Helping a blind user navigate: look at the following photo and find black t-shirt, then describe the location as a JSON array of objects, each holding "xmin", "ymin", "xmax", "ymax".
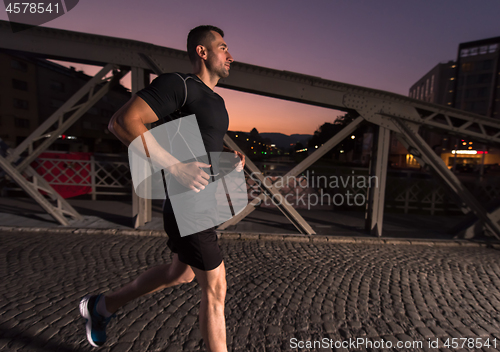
[
  {"xmin": 136, "ymin": 72, "xmax": 229, "ymax": 212},
  {"xmin": 136, "ymin": 72, "xmax": 229, "ymax": 153}
]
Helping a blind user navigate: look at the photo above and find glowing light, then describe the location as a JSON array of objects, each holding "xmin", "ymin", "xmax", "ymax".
[{"xmin": 451, "ymin": 150, "xmax": 477, "ymax": 154}]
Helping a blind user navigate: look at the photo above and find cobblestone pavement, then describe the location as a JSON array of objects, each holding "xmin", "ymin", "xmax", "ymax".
[{"xmin": 1, "ymin": 231, "xmax": 500, "ymax": 352}]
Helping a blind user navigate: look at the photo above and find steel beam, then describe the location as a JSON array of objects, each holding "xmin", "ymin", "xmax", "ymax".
[
  {"xmin": 390, "ymin": 117, "xmax": 500, "ymax": 239},
  {"xmin": 1, "ymin": 21, "xmax": 499, "ymax": 146},
  {"xmin": 0, "ymin": 140, "xmax": 82, "ymax": 225},
  {"xmin": 7, "ymin": 64, "xmax": 127, "ymax": 169},
  {"xmin": 218, "ymin": 117, "xmax": 364, "ymax": 230},
  {"xmin": 364, "ymin": 125, "xmax": 390, "ymax": 237},
  {"xmin": 222, "ymin": 135, "xmax": 316, "ymax": 235},
  {"xmin": 0, "ymin": 64, "xmax": 127, "ymax": 225},
  {"xmin": 393, "ymin": 133, "xmax": 470, "ymax": 215}
]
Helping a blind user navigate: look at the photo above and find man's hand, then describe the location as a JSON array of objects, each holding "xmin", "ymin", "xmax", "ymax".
[{"xmin": 167, "ymin": 161, "xmax": 211, "ymax": 193}]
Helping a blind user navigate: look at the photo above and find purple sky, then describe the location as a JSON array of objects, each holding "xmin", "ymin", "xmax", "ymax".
[{"xmin": 2, "ymin": 0, "xmax": 499, "ymax": 135}]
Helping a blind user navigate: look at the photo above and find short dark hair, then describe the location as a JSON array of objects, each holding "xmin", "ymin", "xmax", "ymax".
[{"xmin": 187, "ymin": 25, "xmax": 224, "ymax": 64}]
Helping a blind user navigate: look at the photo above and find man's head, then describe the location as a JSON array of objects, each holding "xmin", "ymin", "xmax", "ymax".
[
  {"xmin": 187, "ymin": 25, "xmax": 225, "ymax": 64},
  {"xmin": 187, "ymin": 25, "xmax": 233, "ymax": 80}
]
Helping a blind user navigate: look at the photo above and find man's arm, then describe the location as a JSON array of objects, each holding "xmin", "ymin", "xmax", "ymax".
[{"xmin": 108, "ymin": 95, "xmax": 211, "ymax": 192}]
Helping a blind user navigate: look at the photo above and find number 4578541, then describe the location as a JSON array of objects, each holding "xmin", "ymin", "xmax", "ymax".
[{"xmin": 5, "ymin": 2, "xmax": 59, "ymax": 14}]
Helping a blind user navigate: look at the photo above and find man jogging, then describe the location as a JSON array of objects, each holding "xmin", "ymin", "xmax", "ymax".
[{"xmin": 79, "ymin": 25, "xmax": 244, "ymax": 352}]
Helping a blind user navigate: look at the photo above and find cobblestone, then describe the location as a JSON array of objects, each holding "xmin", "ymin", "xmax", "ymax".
[{"xmin": 1, "ymin": 231, "xmax": 500, "ymax": 351}]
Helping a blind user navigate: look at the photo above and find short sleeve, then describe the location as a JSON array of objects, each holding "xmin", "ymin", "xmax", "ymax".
[{"xmin": 136, "ymin": 73, "xmax": 185, "ymax": 119}]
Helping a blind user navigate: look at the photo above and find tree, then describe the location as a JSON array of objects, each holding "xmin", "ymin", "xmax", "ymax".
[{"xmin": 307, "ymin": 111, "xmax": 364, "ymax": 159}]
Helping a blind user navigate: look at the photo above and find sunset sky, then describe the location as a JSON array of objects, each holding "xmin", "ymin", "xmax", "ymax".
[{"xmin": 2, "ymin": 0, "xmax": 499, "ymax": 135}]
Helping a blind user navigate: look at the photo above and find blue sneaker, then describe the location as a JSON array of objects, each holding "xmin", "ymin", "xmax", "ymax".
[{"xmin": 79, "ymin": 294, "xmax": 113, "ymax": 347}]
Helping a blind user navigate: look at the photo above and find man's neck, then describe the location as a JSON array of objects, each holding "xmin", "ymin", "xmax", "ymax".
[{"xmin": 192, "ymin": 68, "xmax": 219, "ymax": 90}]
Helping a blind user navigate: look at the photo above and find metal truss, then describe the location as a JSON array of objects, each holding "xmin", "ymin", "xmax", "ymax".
[
  {"xmin": 2, "ymin": 21, "xmax": 499, "ymax": 237},
  {"xmin": 0, "ymin": 64, "xmax": 129, "ymax": 225}
]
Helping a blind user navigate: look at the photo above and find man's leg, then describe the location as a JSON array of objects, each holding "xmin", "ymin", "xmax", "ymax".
[
  {"xmin": 191, "ymin": 261, "xmax": 227, "ymax": 352},
  {"xmin": 104, "ymin": 253, "xmax": 195, "ymax": 313}
]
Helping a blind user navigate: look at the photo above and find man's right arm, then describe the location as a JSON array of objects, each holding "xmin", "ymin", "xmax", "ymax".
[
  {"xmin": 108, "ymin": 94, "xmax": 210, "ymax": 192},
  {"xmin": 108, "ymin": 94, "xmax": 158, "ymax": 146}
]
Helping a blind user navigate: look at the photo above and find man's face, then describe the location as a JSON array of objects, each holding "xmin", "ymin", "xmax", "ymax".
[{"xmin": 205, "ymin": 31, "xmax": 233, "ymax": 79}]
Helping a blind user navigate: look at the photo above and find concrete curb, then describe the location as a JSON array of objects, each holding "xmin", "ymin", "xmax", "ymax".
[{"xmin": 1, "ymin": 226, "xmax": 497, "ymax": 248}]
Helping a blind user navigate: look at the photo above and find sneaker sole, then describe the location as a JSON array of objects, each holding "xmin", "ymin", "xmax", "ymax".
[{"xmin": 79, "ymin": 295, "xmax": 100, "ymax": 348}]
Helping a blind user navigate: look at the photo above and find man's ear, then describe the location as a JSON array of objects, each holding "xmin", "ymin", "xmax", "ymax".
[{"xmin": 196, "ymin": 45, "xmax": 208, "ymax": 61}]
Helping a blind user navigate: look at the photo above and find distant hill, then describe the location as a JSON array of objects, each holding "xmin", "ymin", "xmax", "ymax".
[{"xmin": 260, "ymin": 133, "xmax": 312, "ymax": 150}]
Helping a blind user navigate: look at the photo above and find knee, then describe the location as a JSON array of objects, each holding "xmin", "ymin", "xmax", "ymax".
[
  {"xmin": 180, "ymin": 272, "xmax": 196, "ymax": 284},
  {"xmin": 167, "ymin": 266, "xmax": 195, "ymax": 285},
  {"xmin": 173, "ymin": 270, "xmax": 195, "ymax": 285}
]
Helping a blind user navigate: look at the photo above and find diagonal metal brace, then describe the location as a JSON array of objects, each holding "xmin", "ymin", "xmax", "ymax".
[
  {"xmin": 0, "ymin": 65, "xmax": 128, "ymax": 225},
  {"xmin": 218, "ymin": 117, "xmax": 364, "ymax": 231},
  {"xmin": 391, "ymin": 117, "xmax": 500, "ymax": 240},
  {"xmin": 222, "ymin": 135, "xmax": 316, "ymax": 235}
]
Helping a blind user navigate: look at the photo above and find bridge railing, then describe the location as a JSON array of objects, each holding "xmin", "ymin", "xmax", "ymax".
[{"xmin": 2, "ymin": 155, "xmax": 498, "ymax": 215}]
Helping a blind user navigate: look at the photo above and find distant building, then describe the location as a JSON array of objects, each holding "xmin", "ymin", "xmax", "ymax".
[
  {"xmin": 0, "ymin": 50, "xmax": 130, "ymax": 153},
  {"xmin": 408, "ymin": 36, "xmax": 500, "ymax": 170},
  {"xmin": 0, "ymin": 52, "xmax": 39, "ymax": 147},
  {"xmin": 452, "ymin": 36, "xmax": 500, "ymax": 118},
  {"xmin": 409, "ymin": 60, "xmax": 456, "ymax": 105}
]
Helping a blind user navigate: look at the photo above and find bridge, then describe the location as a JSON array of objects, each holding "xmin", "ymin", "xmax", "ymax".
[{"xmin": 1, "ymin": 19, "xmax": 499, "ymax": 239}]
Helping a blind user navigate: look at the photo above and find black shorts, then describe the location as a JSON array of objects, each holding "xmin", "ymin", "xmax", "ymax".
[{"xmin": 163, "ymin": 210, "xmax": 223, "ymax": 271}]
